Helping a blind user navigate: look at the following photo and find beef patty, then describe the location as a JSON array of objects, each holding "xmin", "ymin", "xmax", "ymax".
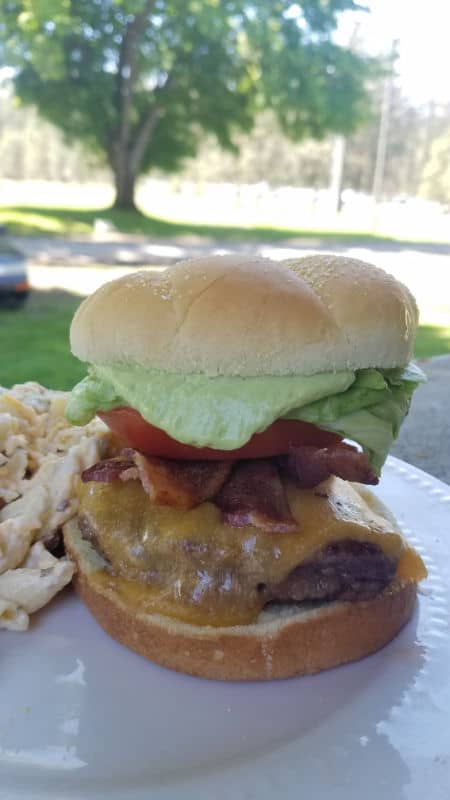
[
  {"xmin": 80, "ymin": 507, "xmax": 396, "ymax": 606},
  {"xmin": 266, "ymin": 539, "xmax": 397, "ymax": 603}
]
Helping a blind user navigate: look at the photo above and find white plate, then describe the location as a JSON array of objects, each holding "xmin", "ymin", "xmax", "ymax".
[{"xmin": 1, "ymin": 456, "xmax": 450, "ymax": 800}]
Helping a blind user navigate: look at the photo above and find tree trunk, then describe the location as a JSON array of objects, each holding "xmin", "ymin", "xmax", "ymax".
[{"xmin": 112, "ymin": 161, "xmax": 138, "ymax": 211}]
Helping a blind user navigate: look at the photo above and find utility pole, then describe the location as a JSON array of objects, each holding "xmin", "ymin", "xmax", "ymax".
[
  {"xmin": 329, "ymin": 135, "xmax": 346, "ymax": 213},
  {"xmin": 327, "ymin": 21, "xmax": 361, "ymax": 214},
  {"xmin": 372, "ymin": 39, "xmax": 399, "ymax": 202}
]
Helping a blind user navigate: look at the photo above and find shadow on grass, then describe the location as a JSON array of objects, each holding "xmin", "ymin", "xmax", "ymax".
[
  {"xmin": 2, "ymin": 287, "xmax": 449, "ymax": 392},
  {"xmin": 2, "ymin": 205, "xmax": 450, "ymax": 253}
]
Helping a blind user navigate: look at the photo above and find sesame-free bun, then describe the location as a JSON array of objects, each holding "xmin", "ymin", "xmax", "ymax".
[
  {"xmin": 64, "ymin": 519, "xmax": 417, "ymax": 682},
  {"xmin": 70, "ymin": 253, "xmax": 418, "ymax": 377}
]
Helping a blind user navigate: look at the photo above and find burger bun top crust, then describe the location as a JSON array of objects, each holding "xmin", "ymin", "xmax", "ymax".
[{"xmin": 70, "ymin": 253, "xmax": 418, "ymax": 377}]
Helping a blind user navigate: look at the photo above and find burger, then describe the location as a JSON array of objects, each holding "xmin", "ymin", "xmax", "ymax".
[{"xmin": 64, "ymin": 253, "xmax": 427, "ymax": 681}]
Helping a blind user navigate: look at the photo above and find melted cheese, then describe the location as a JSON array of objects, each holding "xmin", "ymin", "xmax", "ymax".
[{"xmin": 78, "ymin": 476, "xmax": 426, "ymax": 627}]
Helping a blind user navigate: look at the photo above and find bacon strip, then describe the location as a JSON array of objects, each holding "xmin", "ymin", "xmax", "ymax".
[
  {"xmin": 215, "ymin": 460, "xmax": 298, "ymax": 533},
  {"xmin": 81, "ymin": 443, "xmax": 376, "ymax": 531},
  {"xmin": 287, "ymin": 443, "xmax": 378, "ymax": 488},
  {"xmin": 81, "ymin": 458, "xmax": 134, "ymax": 483},
  {"xmin": 120, "ymin": 466, "xmax": 139, "ymax": 481},
  {"xmin": 133, "ymin": 453, "xmax": 233, "ymax": 510}
]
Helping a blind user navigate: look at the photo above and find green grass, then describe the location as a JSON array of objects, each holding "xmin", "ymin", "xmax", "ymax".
[
  {"xmin": 414, "ymin": 324, "xmax": 450, "ymax": 359},
  {"xmin": 0, "ymin": 203, "xmax": 436, "ymax": 246},
  {"xmin": 0, "ymin": 291, "xmax": 85, "ymax": 390},
  {"xmin": 1, "ymin": 290, "xmax": 449, "ymax": 391}
]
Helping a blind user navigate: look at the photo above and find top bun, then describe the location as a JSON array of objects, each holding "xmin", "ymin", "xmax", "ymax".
[{"xmin": 70, "ymin": 253, "xmax": 418, "ymax": 377}]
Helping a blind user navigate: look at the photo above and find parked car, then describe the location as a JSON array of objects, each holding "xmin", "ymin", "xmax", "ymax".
[{"xmin": 0, "ymin": 228, "xmax": 29, "ymax": 308}]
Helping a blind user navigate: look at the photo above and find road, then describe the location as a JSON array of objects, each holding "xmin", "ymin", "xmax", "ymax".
[{"xmin": 391, "ymin": 355, "xmax": 450, "ymax": 485}]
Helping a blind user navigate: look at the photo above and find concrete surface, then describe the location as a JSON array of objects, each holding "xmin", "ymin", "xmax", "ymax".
[
  {"xmin": 392, "ymin": 355, "xmax": 450, "ymax": 485},
  {"xmin": 11, "ymin": 233, "xmax": 450, "ymax": 268}
]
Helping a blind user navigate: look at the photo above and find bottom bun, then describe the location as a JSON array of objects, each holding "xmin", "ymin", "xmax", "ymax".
[{"xmin": 64, "ymin": 520, "xmax": 417, "ymax": 682}]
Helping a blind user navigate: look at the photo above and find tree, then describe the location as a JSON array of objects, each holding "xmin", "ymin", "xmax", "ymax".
[
  {"xmin": 420, "ymin": 127, "xmax": 450, "ymax": 205},
  {"xmin": 180, "ymin": 110, "xmax": 332, "ymax": 187},
  {"xmin": 0, "ymin": 93, "xmax": 109, "ymax": 181},
  {"xmin": 341, "ymin": 92, "xmax": 450, "ymax": 200},
  {"xmin": 1, "ymin": 0, "xmax": 373, "ymax": 210}
]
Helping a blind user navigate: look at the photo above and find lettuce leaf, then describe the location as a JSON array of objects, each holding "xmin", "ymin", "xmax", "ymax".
[
  {"xmin": 65, "ymin": 373, "xmax": 124, "ymax": 426},
  {"xmin": 293, "ymin": 365, "xmax": 426, "ymax": 473},
  {"xmin": 65, "ymin": 360, "xmax": 425, "ymax": 472},
  {"xmin": 65, "ymin": 365, "xmax": 354, "ymax": 450}
]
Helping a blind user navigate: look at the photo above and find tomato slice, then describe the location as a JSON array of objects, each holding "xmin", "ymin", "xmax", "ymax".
[{"xmin": 98, "ymin": 407, "xmax": 341, "ymax": 460}]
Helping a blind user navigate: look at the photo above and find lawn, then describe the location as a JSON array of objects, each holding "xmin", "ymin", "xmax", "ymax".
[
  {"xmin": 0, "ymin": 291, "xmax": 85, "ymax": 390},
  {"xmin": 0, "ymin": 204, "xmax": 445, "ymax": 248},
  {"xmin": 1, "ymin": 290, "xmax": 448, "ymax": 391}
]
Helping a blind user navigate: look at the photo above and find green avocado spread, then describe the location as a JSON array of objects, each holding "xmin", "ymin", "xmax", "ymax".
[{"xmin": 66, "ymin": 362, "xmax": 425, "ymax": 474}]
